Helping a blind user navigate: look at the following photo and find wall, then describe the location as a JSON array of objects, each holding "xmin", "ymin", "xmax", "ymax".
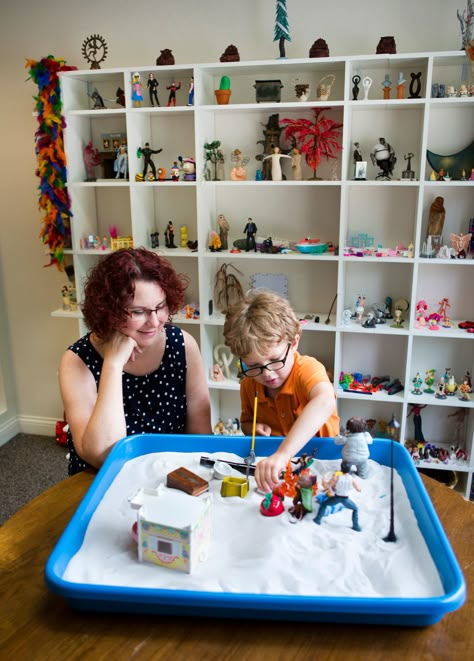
[{"xmin": 0, "ymin": 0, "xmax": 464, "ymax": 442}]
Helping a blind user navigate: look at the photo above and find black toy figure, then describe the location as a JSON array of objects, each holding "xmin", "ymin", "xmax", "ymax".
[
  {"xmin": 243, "ymin": 218, "xmax": 258, "ymax": 252},
  {"xmin": 164, "ymin": 222, "xmax": 177, "ymax": 248},
  {"xmin": 352, "ymin": 75, "xmax": 361, "ymax": 100},
  {"xmin": 138, "ymin": 143, "xmax": 162, "ymax": 181},
  {"xmin": 147, "ymin": 73, "xmax": 160, "ymax": 106}
]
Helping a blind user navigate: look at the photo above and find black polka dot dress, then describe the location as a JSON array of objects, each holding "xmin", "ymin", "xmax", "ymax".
[{"xmin": 66, "ymin": 325, "xmax": 187, "ymax": 475}]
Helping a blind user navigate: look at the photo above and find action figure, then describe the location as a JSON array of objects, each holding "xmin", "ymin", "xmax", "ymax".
[
  {"xmin": 147, "ymin": 73, "xmax": 160, "ymax": 106},
  {"xmin": 314, "ymin": 465, "xmax": 361, "ymax": 531},
  {"xmin": 370, "ymin": 137, "xmax": 396, "ymax": 180},
  {"xmin": 166, "ymin": 81, "xmax": 181, "ymax": 107},
  {"xmin": 131, "ymin": 72, "xmax": 144, "ymax": 108},
  {"xmin": 334, "ymin": 416, "xmax": 373, "ymax": 479},
  {"xmin": 138, "ymin": 143, "xmax": 162, "ymax": 181},
  {"xmin": 188, "ymin": 77, "xmax": 194, "ymax": 105},
  {"xmin": 407, "ymin": 404, "xmax": 427, "ymax": 443},
  {"xmin": 288, "ymin": 471, "xmax": 317, "ymax": 522},
  {"xmin": 243, "ymin": 218, "xmax": 258, "ymax": 252},
  {"xmin": 88, "ymin": 87, "xmax": 105, "ymax": 109},
  {"xmin": 164, "ymin": 221, "xmax": 177, "ymax": 248}
]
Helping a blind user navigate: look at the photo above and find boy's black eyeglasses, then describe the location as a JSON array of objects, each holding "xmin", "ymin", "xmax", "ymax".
[{"xmin": 240, "ymin": 343, "xmax": 291, "ymax": 378}]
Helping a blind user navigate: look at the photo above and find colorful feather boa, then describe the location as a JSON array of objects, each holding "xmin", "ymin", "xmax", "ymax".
[{"xmin": 26, "ymin": 55, "xmax": 77, "ymax": 269}]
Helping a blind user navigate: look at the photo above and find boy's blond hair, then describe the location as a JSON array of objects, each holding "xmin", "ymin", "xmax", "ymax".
[{"xmin": 223, "ymin": 290, "xmax": 300, "ymax": 357}]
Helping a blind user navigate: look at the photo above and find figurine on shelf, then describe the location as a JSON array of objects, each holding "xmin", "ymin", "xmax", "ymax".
[
  {"xmin": 131, "ymin": 72, "xmax": 144, "ymax": 108},
  {"xmin": 396, "ymin": 72, "xmax": 406, "ymax": 99},
  {"xmin": 370, "ymin": 137, "xmax": 396, "ymax": 180},
  {"xmin": 243, "ymin": 217, "xmax": 258, "ymax": 252},
  {"xmin": 263, "ymin": 146, "xmax": 291, "ymax": 181},
  {"xmin": 424, "ymin": 369, "xmax": 436, "ymax": 393},
  {"xmin": 390, "ymin": 308, "xmax": 404, "ymax": 328},
  {"xmin": 291, "ymin": 147, "xmax": 303, "ymax": 180},
  {"xmin": 408, "ymin": 71, "xmax": 422, "ymax": 99},
  {"xmin": 83, "ymin": 141, "xmax": 102, "ymax": 181},
  {"xmin": 137, "ymin": 143, "xmax": 162, "ymax": 181},
  {"xmin": 458, "ymin": 378, "xmax": 472, "ymax": 401},
  {"xmin": 88, "ymin": 87, "xmax": 106, "ymax": 109},
  {"xmin": 355, "ymin": 295, "xmax": 365, "ymax": 324},
  {"xmin": 411, "ymin": 372, "xmax": 423, "ymax": 395},
  {"xmin": 188, "ymin": 77, "xmax": 194, "ymax": 106},
  {"xmin": 435, "ymin": 379, "xmax": 447, "ymax": 399},
  {"xmin": 314, "ymin": 465, "xmax": 361, "ymax": 531},
  {"xmin": 450, "ymin": 232, "xmax": 472, "ymax": 259},
  {"xmin": 401, "ymin": 152, "xmax": 415, "ymax": 180},
  {"xmin": 147, "ymin": 73, "xmax": 160, "ymax": 106},
  {"xmin": 352, "ymin": 75, "xmax": 361, "ymax": 100},
  {"xmin": 334, "ymin": 416, "xmax": 373, "ymax": 479},
  {"xmin": 407, "ymin": 404, "xmax": 427, "ymax": 443},
  {"xmin": 382, "ymin": 73, "xmax": 392, "ymax": 99},
  {"xmin": 180, "ymin": 157, "xmax": 196, "ymax": 181},
  {"xmin": 415, "ymin": 300, "xmax": 428, "ymax": 328},
  {"xmin": 438, "ymin": 297, "xmax": 451, "ymax": 327},
  {"xmin": 114, "ymin": 145, "xmax": 128, "ymax": 179},
  {"xmin": 217, "ymin": 214, "xmax": 230, "ymax": 250},
  {"xmin": 209, "ymin": 230, "xmax": 222, "ymax": 252},
  {"xmin": 445, "ymin": 374, "xmax": 458, "ymax": 396},
  {"xmin": 164, "ymin": 221, "xmax": 177, "ymax": 248},
  {"xmin": 362, "ymin": 76, "xmax": 372, "ymax": 100},
  {"xmin": 230, "ymin": 148, "xmax": 250, "ymax": 181},
  {"xmin": 170, "ymin": 161, "xmax": 180, "ymax": 181},
  {"xmin": 353, "ymin": 142, "xmax": 363, "ymax": 163},
  {"xmin": 166, "ymin": 81, "xmax": 181, "ymax": 106}
]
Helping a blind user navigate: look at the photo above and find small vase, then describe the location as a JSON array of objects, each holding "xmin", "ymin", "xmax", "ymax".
[{"xmin": 215, "ymin": 89, "xmax": 231, "ymax": 105}]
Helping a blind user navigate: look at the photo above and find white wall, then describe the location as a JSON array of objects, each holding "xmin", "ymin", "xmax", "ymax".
[{"xmin": 0, "ymin": 0, "xmax": 464, "ymax": 442}]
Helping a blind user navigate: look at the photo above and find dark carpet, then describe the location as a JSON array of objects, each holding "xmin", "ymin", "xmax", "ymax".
[{"xmin": 0, "ymin": 433, "xmax": 68, "ymax": 525}]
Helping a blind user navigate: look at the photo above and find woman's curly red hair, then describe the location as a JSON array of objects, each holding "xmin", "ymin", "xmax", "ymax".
[{"xmin": 82, "ymin": 248, "xmax": 189, "ymax": 340}]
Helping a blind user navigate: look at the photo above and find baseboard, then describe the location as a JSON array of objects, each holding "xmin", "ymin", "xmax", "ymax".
[
  {"xmin": 0, "ymin": 415, "xmax": 57, "ymax": 447},
  {"xmin": 0, "ymin": 416, "xmax": 20, "ymax": 447}
]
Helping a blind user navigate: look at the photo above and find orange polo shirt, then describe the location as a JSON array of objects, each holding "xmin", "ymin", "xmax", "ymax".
[{"xmin": 240, "ymin": 352, "xmax": 340, "ymax": 438}]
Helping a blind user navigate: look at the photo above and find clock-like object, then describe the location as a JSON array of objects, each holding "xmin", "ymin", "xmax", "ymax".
[{"xmin": 82, "ymin": 34, "xmax": 108, "ymax": 69}]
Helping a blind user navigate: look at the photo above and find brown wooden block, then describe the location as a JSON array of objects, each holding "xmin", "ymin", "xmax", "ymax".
[{"xmin": 166, "ymin": 467, "xmax": 209, "ymax": 496}]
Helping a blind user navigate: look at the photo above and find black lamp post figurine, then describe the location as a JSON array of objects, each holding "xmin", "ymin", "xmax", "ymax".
[{"xmin": 384, "ymin": 413, "xmax": 400, "ymax": 543}]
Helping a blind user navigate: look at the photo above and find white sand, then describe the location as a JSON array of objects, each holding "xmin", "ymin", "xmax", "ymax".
[{"xmin": 63, "ymin": 452, "xmax": 444, "ymax": 598}]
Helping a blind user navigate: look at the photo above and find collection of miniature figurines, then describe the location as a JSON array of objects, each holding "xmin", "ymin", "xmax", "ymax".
[
  {"xmin": 339, "ymin": 371, "xmax": 404, "ymax": 396},
  {"xmin": 281, "ymin": 108, "xmax": 343, "ymax": 180},
  {"xmin": 370, "ymin": 137, "xmax": 396, "ymax": 180}
]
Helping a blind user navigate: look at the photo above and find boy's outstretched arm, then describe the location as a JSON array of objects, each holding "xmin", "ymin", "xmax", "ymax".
[{"xmin": 255, "ymin": 381, "xmax": 336, "ymax": 492}]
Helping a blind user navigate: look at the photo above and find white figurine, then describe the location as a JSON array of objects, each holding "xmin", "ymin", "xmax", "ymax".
[{"xmin": 263, "ymin": 146, "xmax": 292, "ymax": 181}]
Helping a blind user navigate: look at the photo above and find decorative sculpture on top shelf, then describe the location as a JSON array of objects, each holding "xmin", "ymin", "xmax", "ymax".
[
  {"xmin": 376, "ymin": 36, "xmax": 397, "ymax": 54},
  {"xmin": 156, "ymin": 49, "xmax": 175, "ymax": 66},
  {"xmin": 309, "ymin": 38, "xmax": 330, "ymax": 58},
  {"xmin": 220, "ymin": 44, "xmax": 240, "ymax": 62},
  {"xmin": 274, "ymin": 0, "xmax": 291, "ymax": 58},
  {"xmin": 81, "ymin": 34, "xmax": 108, "ymax": 69}
]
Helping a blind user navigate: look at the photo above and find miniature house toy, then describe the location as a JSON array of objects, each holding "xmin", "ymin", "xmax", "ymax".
[{"xmin": 129, "ymin": 485, "xmax": 212, "ymax": 573}]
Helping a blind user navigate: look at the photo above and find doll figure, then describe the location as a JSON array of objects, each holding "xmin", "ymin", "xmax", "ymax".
[
  {"xmin": 188, "ymin": 77, "xmax": 194, "ymax": 105},
  {"xmin": 314, "ymin": 465, "xmax": 361, "ymax": 530},
  {"xmin": 147, "ymin": 73, "xmax": 160, "ymax": 106},
  {"xmin": 217, "ymin": 214, "xmax": 230, "ymax": 250},
  {"xmin": 131, "ymin": 73, "xmax": 144, "ymax": 107},
  {"xmin": 114, "ymin": 145, "xmax": 128, "ymax": 179},
  {"xmin": 243, "ymin": 218, "xmax": 257, "ymax": 252},
  {"xmin": 166, "ymin": 81, "xmax": 181, "ymax": 106},
  {"xmin": 164, "ymin": 221, "xmax": 177, "ymax": 248}
]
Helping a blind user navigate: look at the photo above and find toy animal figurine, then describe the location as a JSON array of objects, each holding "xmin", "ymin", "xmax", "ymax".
[
  {"xmin": 288, "ymin": 471, "xmax": 317, "ymax": 522},
  {"xmin": 335, "ymin": 416, "xmax": 373, "ymax": 479},
  {"xmin": 314, "ymin": 465, "xmax": 362, "ymax": 530}
]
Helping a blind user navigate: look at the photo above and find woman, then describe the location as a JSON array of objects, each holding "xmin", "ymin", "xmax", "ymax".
[{"xmin": 59, "ymin": 248, "xmax": 212, "ymax": 475}]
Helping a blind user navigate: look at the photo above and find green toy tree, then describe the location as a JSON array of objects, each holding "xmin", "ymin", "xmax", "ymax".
[
  {"xmin": 204, "ymin": 140, "xmax": 224, "ymax": 181},
  {"xmin": 274, "ymin": 0, "xmax": 291, "ymax": 58}
]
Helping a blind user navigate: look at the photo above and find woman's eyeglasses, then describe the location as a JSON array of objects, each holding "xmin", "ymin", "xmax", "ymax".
[
  {"xmin": 240, "ymin": 343, "xmax": 291, "ymax": 378},
  {"xmin": 125, "ymin": 302, "xmax": 168, "ymax": 320}
]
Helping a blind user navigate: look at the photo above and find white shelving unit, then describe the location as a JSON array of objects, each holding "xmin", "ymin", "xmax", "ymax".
[{"xmin": 56, "ymin": 51, "xmax": 474, "ymax": 497}]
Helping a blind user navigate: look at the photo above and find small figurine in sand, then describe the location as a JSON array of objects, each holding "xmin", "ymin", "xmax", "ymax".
[
  {"xmin": 288, "ymin": 471, "xmax": 317, "ymax": 522},
  {"xmin": 314, "ymin": 465, "xmax": 361, "ymax": 530},
  {"xmin": 334, "ymin": 416, "xmax": 373, "ymax": 479}
]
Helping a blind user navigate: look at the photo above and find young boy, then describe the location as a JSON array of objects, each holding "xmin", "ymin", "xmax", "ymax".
[{"xmin": 223, "ymin": 290, "xmax": 340, "ymax": 493}]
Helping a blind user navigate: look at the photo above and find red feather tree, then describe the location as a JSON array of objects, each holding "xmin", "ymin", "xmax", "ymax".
[{"xmin": 281, "ymin": 108, "xmax": 343, "ymax": 180}]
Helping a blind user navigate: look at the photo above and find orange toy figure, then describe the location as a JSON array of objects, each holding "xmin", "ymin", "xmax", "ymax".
[{"xmin": 279, "ymin": 460, "xmax": 299, "ymax": 498}]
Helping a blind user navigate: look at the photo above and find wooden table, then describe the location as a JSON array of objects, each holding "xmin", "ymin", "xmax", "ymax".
[{"xmin": 1, "ymin": 472, "xmax": 473, "ymax": 660}]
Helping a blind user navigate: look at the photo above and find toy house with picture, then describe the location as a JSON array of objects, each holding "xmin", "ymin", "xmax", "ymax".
[{"xmin": 129, "ymin": 486, "xmax": 212, "ymax": 573}]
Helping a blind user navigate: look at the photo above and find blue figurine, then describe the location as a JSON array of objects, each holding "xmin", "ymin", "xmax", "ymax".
[{"xmin": 314, "ymin": 464, "xmax": 362, "ymax": 531}]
